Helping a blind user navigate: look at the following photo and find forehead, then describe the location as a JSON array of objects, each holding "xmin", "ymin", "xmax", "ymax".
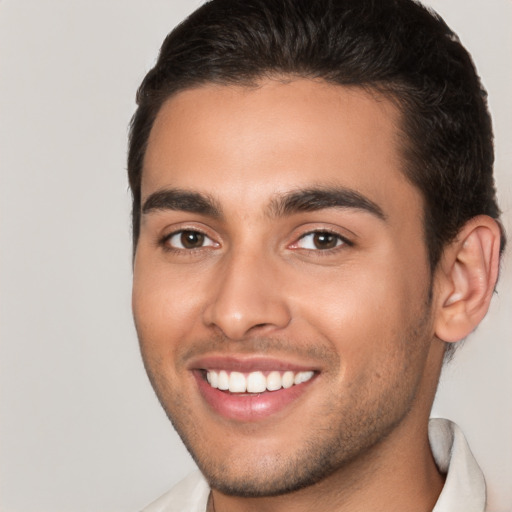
[{"xmin": 142, "ymin": 79, "xmax": 420, "ymax": 218}]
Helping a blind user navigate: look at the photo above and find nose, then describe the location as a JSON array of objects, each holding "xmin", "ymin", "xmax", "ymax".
[{"xmin": 202, "ymin": 248, "xmax": 292, "ymax": 340}]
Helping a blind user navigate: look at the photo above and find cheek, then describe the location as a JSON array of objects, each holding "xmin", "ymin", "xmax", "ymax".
[
  {"xmin": 132, "ymin": 256, "xmax": 205, "ymax": 354},
  {"xmin": 292, "ymin": 251, "xmax": 431, "ymax": 367}
]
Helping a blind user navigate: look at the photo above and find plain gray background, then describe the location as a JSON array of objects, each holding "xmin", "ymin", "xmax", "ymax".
[{"xmin": 0, "ymin": 1, "xmax": 510, "ymax": 511}]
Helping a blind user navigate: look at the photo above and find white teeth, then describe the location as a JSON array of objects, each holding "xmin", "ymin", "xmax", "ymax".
[
  {"xmin": 205, "ymin": 369, "xmax": 315, "ymax": 393},
  {"xmin": 266, "ymin": 371, "xmax": 282, "ymax": 391},
  {"xmin": 218, "ymin": 370, "xmax": 229, "ymax": 390},
  {"xmin": 282, "ymin": 371, "xmax": 295, "ymax": 388},
  {"xmin": 229, "ymin": 371, "xmax": 247, "ymax": 393},
  {"xmin": 294, "ymin": 371, "xmax": 314, "ymax": 385},
  {"xmin": 206, "ymin": 370, "xmax": 219, "ymax": 389},
  {"xmin": 246, "ymin": 371, "xmax": 267, "ymax": 393}
]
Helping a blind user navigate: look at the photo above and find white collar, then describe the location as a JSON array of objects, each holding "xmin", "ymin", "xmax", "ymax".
[{"xmin": 430, "ymin": 417, "xmax": 486, "ymax": 512}]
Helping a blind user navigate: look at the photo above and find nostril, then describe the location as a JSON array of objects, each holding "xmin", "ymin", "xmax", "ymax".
[{"xmin": 249, "ymin": 322, "xmax": 276, "ymax": 333}]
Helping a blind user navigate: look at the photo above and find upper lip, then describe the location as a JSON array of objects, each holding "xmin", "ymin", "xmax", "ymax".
[{"xmin": 188, "ymin": 355, "xmax": 319, "ymax": 373}]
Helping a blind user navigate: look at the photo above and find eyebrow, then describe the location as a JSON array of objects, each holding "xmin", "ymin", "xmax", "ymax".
[
  {"xmin": 268, "ymin": 187, "xmax": 386, "ymax": 220},
  {"xmin": 142, "ymin": 189, "xmax": 222, "ymax": 218},
  {"xmin": 141, "ymin": 186, "xmax": 386, "ymax": 221}
]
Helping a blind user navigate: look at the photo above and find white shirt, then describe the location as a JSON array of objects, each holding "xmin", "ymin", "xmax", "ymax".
[{"xmin": 142, "ymin": 418, "xmax": 486, "ymax": 512}]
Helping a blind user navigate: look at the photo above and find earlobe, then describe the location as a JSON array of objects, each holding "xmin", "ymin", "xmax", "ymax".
[{"xmin": 434, "ymin": 216, "xmax": 502, "ymax": 343}]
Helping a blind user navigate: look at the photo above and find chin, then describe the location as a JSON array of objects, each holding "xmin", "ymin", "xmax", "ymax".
[{"xmin": 195, "ymin": 451, "xmax": 340, "ymax": 497}]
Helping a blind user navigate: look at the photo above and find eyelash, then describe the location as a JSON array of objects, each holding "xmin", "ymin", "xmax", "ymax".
[
  {"xmin": 160, "ymin": 229, "xmax": 218, "ymax": 253},
  {"xmin": 292, "ymin": 229, "xmax": 354, "ymax": 253}
]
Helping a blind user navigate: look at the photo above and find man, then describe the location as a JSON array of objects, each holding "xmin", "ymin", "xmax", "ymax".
[{"xmin": 128, "ymin": 0, "xmax": 505, "ymax": 510}]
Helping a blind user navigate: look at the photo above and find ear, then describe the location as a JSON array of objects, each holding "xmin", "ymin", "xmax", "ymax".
[{"xmin": 434, "ymin": 215, "xmax": 502, "ymax": 343}]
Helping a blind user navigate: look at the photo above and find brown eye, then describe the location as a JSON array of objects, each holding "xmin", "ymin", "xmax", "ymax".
[
  {"xmin": 312, "ymin": 232, "xmax": 338, "ymax": 249},
  {"xmin": 165, "ymin": 230, "xmax": 217, "ymax": 250},
  {"xmin": 180, "ymin": 230, "xmax": 205, "ymax": 248},
  {"xmin": 295, "ymin": 231, "xmax": 345, "ymax": 250}
]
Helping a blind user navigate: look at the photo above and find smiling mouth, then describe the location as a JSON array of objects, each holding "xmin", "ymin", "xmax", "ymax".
[
  {"xmin": 204, "ymin": 369, "xmax": 315, "ymax": 393},
  {"xmin": 192, "ymin": 359, "xmax": 319, "ymax": 420}
]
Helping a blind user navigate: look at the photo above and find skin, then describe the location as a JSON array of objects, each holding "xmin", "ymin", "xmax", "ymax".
[{"xmin": 133, "ymin": 79, "xmax": 451, "ymax": 512}]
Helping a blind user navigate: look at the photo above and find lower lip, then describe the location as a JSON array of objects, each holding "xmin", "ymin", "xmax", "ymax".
[{"xmin": 193, "ymin": 371, "xmax": 316, "ymax": 422}]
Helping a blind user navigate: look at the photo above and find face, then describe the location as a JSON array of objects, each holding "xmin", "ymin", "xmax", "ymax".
[{"xmin": 133, "ymin": 79, "xmax": 439, "ymax": 497}]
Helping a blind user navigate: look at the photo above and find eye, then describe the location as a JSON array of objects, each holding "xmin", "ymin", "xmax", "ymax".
[
  {"xmin": 295, "ymin": 231, "xmax": 347, "ymax": 250},
  {"xmin": 164, "ymin": 230, "xmax": 217, "ymax": 250}
]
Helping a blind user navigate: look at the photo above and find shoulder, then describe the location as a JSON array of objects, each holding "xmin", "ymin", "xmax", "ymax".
[{"xmin": 141, "ymin": 471, "xmax": 210, "ymax": 512}]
